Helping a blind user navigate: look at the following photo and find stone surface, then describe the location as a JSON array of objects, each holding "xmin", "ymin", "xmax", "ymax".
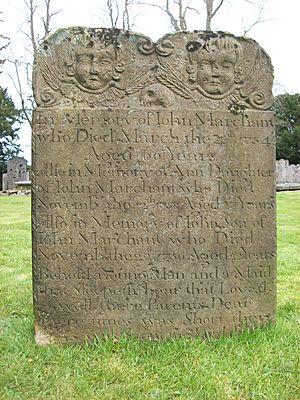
[{"xmin": 32, "ymin": 28, "xmax": 276, "ymax": 344}]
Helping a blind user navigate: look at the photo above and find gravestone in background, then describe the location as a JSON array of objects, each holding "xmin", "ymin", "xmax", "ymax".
[
  {"xmin": 5, "ymin": 157, "xmax": 28, "ymax": 190},
  {"xmin": 32, "ymin": 28, "xmax": 276, "ymax": 344},
  {"xmin": 276, "ymin": 159, "xmax": 300, "ymax": 189}
]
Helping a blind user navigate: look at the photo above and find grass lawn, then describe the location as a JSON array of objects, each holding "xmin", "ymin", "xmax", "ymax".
[{"xmin": 0, "ymin": 193, "xmax": 299, "ymax": 400}]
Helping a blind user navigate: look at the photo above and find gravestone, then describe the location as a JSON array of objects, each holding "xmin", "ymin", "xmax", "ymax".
[
  {"xmin": 32, "ymin": 28, "xmax": 276, "ymax": 344},
  {"xmin": 5, "ymin": 157, "xmax": 28, "ymax": 190},
  {"xmin": 276, "ymin": 159, "xmax": 300, "ymax": 190}
]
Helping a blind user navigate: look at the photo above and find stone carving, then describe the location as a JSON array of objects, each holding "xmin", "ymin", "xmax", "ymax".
[
  {"xmin": 139, "ymin": 83, "xmax": 175, "ymax": 107},
  {"xmin": 187, "ymin": 36, "xmax": 244, "ymax": 98},
  {"xmin": 69, "ymin": 45, "xmax": 120, "ymax": 91},
  {"xmin": 34, "ymin": 29, "xmax": 273, "ymax": 111},
  {"xmin": 240, "ymin": 48, "xmax": 273, "ymax": 110},
  {"xmin": 32, "ymin": 28, "xmax": 276, "ymax": 344},
  {"xmin": 35, "ymin": 28, "xmax": 125, "ymax": 107},
  {"xmin": 138, "ymin": 38, "xmax": 174, "ymax": 57},
  {"xmin": 156, "ymin": 59, "xmax": 194, "ymax": 100},
  {"xmin": 186, "ymin": 33, "xmax": 273, "ymax": 109}
]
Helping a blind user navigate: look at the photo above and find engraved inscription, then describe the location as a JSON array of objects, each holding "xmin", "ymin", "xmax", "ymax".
[{"xmin": 32, "ymin": 29, "xmax": 275, "ymax": 344}]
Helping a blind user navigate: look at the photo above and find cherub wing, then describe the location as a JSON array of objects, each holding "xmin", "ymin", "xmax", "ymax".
[
  {"xmin": 243, "ymin": 50, "xmax": 269, "ymax": 94},
  {"xmin": 124, "ymin": 67, "xmax": 154, "ymax": 95},
  {"xmin": 156, "ymin": 59, "xmax": 194, "ymax": 100},
  {"xmin": 240, "ymin": 49, "xmax": 273, "ymax": 109},
  {"xmin": 38, "ymin": 52, "xmax": 62, "ymax": 92}
]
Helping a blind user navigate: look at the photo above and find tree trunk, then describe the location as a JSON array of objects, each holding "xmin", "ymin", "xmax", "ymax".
[{"xmin": 206, "ymin": 0, "xmax": 213, "ymax": 31}]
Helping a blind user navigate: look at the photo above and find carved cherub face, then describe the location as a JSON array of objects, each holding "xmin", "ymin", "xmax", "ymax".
[
  {"xmin": 197, "ymin": 46, "xmax": 237, "ymax": 95},
  {"xmin": 74, "ymin": 47, "xmax": 114, "ymax": 91},
  {"xmin": 189, "ymin": 37, "xmax": 243, "ymax": 98}
]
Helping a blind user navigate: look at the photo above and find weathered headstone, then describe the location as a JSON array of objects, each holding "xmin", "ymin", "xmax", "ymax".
[
  {"xmin": 276, "ymin": 159, "xmax": 300, "ymax": 190},
  {"xmin": 32, "ymin": 28, "xmax": 276, "ymax": 344},
  {"xmin": 5, "ymin": 157, "xmax": 28, "ymax": 190}
]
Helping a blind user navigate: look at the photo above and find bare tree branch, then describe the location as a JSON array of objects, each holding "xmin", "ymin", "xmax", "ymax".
[
  {"xmin": 178, "ymin": 0, "xmax": 187, "ymax": 30},
  {"xmin": 6, "ymin": 0, "xmax": 60, "ymax": 129},
  {"xmin": 123, "ymin": 0, "xmax": 139, "ymax": 30},
  {"xmin": 42, "ymin": 0, "xmax": 50, "ymax": 36},
  {"xmin": 135, "ymin": 0, "xmax": 198, "ymax": 32},
  {"xmin": 105, "ymin": 0, "xmax": 120, "ymax": 28},
  {"xmin": 0, "ymin": 13, "xmax": 10, "ymax": 69},
  {"xmin": 242, "ymin": 0, "xmax": 269, "ymax": 35},
  {"xmin": 211, "ymin": 0, "xmax": 224, "ymax": 18},
  {"xmin": 0, "ymin": 35, "xmax": 10, "ymax": 53},
  {"xmin": 123, "ymin": 0, "xmax": 130, "ymax": 29},
  {"xmin": 27, "ymin": 0, "xmax": 38, "ymax": 54},
  {"xmin": 203, "ymin": 0, "xmax": 225, "ymax": 30},
  {"xmin": 161, "ymin": 0, "xmax": 181, "ymax": 31},
  {"xmin": 97, "ymin": 0, "xmax": 142, "ymax": 30},
  {"xmin": 185, "ymin": 6, "xmax": 200, "ymax": 15},
  {"xmin": 6, "ymin": 60, "xmax": 32, "ymax": 126},
  {"xmin": 41, "ymin": 0, "xmax": 61, "ymax": 37},
  {"xmin": 23, "ymin": 1, "xmax": 58, "ymax": 63}
]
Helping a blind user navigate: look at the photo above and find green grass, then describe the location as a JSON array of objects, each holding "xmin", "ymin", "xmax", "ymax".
[{"xmin": 0, "ymin": 194, "xmax": 299, "ymax": 400}]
